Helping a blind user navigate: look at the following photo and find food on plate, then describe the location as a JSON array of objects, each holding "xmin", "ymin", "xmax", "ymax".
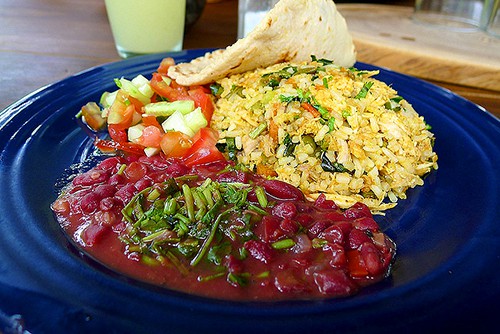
[
  {"xmin": 51, "ymin": 0, "xmax": 436, "ymax": 300},
  {"xmin": 52, "ymin": 155, "xmax": 396, "ymax": 300},
  {"xmin": 168, "ymin": 0, "xmax": 356, "ymax": 86},
  {"xmin": 52, "ymin": 56, "xmax": 403, "ymax": 300},
  {"xmin": 211, "ymin": 59, "xmax": 438, "ymax": 211}
]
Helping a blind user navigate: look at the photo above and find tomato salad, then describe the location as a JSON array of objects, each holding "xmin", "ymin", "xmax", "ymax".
[
  {"xmin": 80, "ymin": 58, "xmax": 224, "ymax": 166},
  {"xmin": 53, "ymin": 58, "xmax": 396, "ymax": 300}
]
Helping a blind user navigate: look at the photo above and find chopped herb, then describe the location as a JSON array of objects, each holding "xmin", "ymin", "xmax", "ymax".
[
  {"xmin": 261, "ymin": 66, "xmax": 298, "ymax": 88},
  {"xmin": 227, "ymin": 272, "xmax": 250, "ymax": 287},
  {"xmin": 342, "ymin": 109, "xmax": 351, "ymax": 118},
  {"xmin": 321, "ymin": 151, "xmax": 350, "ymax": 174},
  {"xmin": 217, "ymin": 137, "xmax": 239, "ymax": 161},
  {"xmin": 283, "ymin": 133, "xmax": 296, "ymax": 156},
  {"xmin": 311, "ymin": 55, "xmax": 333, "ymax": 65},
  {"xmin": 207, "ymin": 241, "xmax": 232, "ymax": 266},
  {"xmin": 384, "ymin": 96, "xmax": 404, "ymax": 111},
  {"xmin": 227, "ymin": 85, "xmax": 245, "ymax": 98},
  {"xmin": 210, "ymin": 83, "xmax": 224, "ymax": 97}
]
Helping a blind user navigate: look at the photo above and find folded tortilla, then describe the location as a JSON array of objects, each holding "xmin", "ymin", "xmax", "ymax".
[{"xmin": 168, "ymin": 0, "xmax": 356, "ymax": 86}]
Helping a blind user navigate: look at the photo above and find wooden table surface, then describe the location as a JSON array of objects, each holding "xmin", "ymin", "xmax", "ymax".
[{"xmin": 1, "ymin": 0, "xmax": 498, "ymax": 118}]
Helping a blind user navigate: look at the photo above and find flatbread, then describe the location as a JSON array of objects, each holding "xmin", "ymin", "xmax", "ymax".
[{"xmin": 168, "ymin": 0, "xmax": 356, "ymax": 86}]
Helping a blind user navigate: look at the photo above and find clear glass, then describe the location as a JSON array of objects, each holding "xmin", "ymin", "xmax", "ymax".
[
  {"xmin": 105, "ymin": 0, "xmax": 186, "ymax": 58},
  {"xmin": 484, "ymin": 0, "xmax": 500, "ymax": 37},
  {"xmin": 413, "ymin": 0, "xmax": 486, "ymax": 31},
  {"xmin": 237, "ymin": 0, "xmax": 280, "ymax": 39}
]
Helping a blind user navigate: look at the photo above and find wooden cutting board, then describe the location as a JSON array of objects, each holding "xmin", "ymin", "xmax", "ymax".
[{"xmin": 337, "ymin": 4, "xmax": 500, "ymax": 92}]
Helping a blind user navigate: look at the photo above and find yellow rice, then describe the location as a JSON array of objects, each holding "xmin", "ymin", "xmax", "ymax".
[{"xmin": 211, "ymin": 60, "xmax": 438, "ymax": 212}]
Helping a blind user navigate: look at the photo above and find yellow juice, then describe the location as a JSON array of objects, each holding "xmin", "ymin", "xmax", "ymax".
[{"xmin": 105, "ymin": 0, "xmax": 186, "ymax": 58}]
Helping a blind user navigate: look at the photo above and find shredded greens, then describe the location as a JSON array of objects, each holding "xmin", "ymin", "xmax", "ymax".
[{"xmin": 120, "ymin": 169, "xmax": 271, "ymax": 285}]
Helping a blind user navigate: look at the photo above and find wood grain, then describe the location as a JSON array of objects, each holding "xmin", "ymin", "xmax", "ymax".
[{"xmin": 337, "ymin": 4, "xmax": 500, "ymax": 92}]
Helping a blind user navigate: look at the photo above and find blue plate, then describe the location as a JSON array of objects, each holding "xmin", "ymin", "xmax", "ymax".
[{"xmin": 0, "ymin": 50, "xmax": 499, "ymax": 334}]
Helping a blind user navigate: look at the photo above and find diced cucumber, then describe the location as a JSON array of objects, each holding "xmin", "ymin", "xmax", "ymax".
[
  {"xmin": 115, "ymin": 77, "xmax": 151, "ymax": 105},
  {"xmin": 144, "ymin": 147, "xmax": 161, "ymax": 157},
  {"xmin": 184, "ymin": 107, "xmax": 208, "ymax": 133},
  {"xmin": 131, "ymin": 75, "xmax": 154, "ymax": 99},
  {"xmin": 128, "ymin": 123, "xmax": 146, "ymax": 143},
  {"xmin": 100, "ymin": 90, "xmax": 118, "ymax": 108},
  {"xmin": 162, "ymin": 110, "xmax": 195, "ymax": 137},
  {"xmin": 161, "ymin": 75, "xmax": 172, "ymax": 86},
  {"xmin": 143, "ymin": 100, "xmax": 195, "ymax": 117}
]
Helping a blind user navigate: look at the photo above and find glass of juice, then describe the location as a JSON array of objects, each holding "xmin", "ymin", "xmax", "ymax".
[{"xmin": 105, "ymin": 0, "xmax": 187, "ymax": 58}]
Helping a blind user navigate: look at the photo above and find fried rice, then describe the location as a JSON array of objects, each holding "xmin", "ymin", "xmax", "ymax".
[{"xmin": 210, "ymin": 59, "xmax": 438, "ymax": 212}]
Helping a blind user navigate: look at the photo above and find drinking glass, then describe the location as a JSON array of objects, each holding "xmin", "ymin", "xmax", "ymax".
[
  {"xmin": 413, "ymin": 0, "xmax": 486, "ymax": 31},
  {"xmin": 238, "ymin": 0, "xmax": 280, "ymax": 39},
  {"xmin": 105, "ymin": 0, "xmax": 186, "ymax": 58}
]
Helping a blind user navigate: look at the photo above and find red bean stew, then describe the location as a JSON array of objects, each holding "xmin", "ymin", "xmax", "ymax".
[{"xmin": 52, "ymin": 155, "xmax": 396, "ymax": 300}]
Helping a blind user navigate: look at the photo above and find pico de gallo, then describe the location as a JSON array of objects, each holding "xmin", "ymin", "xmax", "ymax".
[{"xmin": 52, "ymin": 58, "xmax": 396, "ymax": 300}]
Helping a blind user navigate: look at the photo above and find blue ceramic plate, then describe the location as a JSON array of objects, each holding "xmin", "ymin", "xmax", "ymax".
[{"xmin": 0, "ymin": 50, "xmax": 499, "ymax": 334}]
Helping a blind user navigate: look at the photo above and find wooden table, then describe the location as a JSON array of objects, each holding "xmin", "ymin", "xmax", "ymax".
[{"xmin": 1, "ymin": 0, "xmax": 498, "ymax": 118}]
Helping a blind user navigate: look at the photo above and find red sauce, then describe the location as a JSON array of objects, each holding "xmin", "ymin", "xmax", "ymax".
[{"xmin": 52, "ymin": 155, "xmax": 396, "ymax": 301}]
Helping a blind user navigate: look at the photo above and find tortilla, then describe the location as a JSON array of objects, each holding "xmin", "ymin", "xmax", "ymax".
[{"xmin": 168, "ymin": 0, "xmax": 356, "ymax": 86}]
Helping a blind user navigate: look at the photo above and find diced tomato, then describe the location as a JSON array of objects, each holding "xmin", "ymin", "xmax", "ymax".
[
  {"xmin": 107, "ymin": 124, "xmax": 128, "ymax": 143},
  {"xmin": 141, "ymin": 115, "xmax": 162, "ymax": 129},
  {"xmin": 81, "ymin": 102, "xmax": 105, "ymax": 131},
  {"xmin": 156, "ymin": 57, "xmax": 175, "ymax": 76},
  {"xmin": 107, "ymin": 91, "xmax": 135, "ymax": 130},
  {"xmin": 128, "ymin": 96, "xmax": 144, "ymax": 113},
  {"xmin": 95, "ymin": 138, "xmax": 144, "ymax": 156},
  {"xmin": 188, "ymin": 87, "xmax": 215, "ymax": 123},
  {"xmin": 150, "ymin": 73, "xmax": 190, "ymax": 101},
  {"xmin": 160, "ymin": 131, "xmax": 193, "ymax": 158},
  {"xmin": 138, "ymin": 125, "xmax": 163, "ymax": 148},
  {"xmin": 183, "ymin": 128, "xmax": 225, "ymax": 166}
]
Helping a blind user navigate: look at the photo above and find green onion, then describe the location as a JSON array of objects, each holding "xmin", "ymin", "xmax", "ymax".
[
  {"xmin": 182, "ymin": 184, "xmax": 195, "ymax": 222},
  {"xmin": 355, "ymin": 81, "xmax": 374, "ymax": 99},
  {"xmin": 249, "ymin": 123, "xmax": 267, "ymax": 139},
  {"xmin": 147, "ymin": 188, "xmax": 161, "ymax": 201},
  {"xmin": 322, "ymin": 77, "xmax": 329, "ymax": 88},
  {"xmin": 165, "ymin": 251, "xmax": 189, "ymax": 276},
  {"xmin": 117, "ymin": 163, "xmax": 127, "ymax": 175},
  {"xmin": 163, "ymin": 197, "xmax": 177, "ymax": 215},
  {"xmin": 271, "ymin": 238, "xmax": 296, "ymax": 249},
  {"xmin": 254, "ymin": 186, "xmax": 268, "ymax": 208},
  {"xmin": 256, "ymin": 271, "xmax": 270, "ymax": 278},
  {"xmin": 247, "ymin": 204, "xmax": 268, "ymax": 215},
  {"xmin": 202, "ymin": 188, "xmax": 214, "ymax": 208},
  {"xmin": 327, "ymin": 117, "xmax": 336, "ymax": 132},
  {"xmin": 198, "ymin": 271, "xmax": 226, "ymax": 282},
  {"xmin": 312, "ymin": 238, "xmax": 328, "ymax": 248},
  {"xmin": 141, "ymin": 255, "xmax": 160, "ymax": 266}
]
